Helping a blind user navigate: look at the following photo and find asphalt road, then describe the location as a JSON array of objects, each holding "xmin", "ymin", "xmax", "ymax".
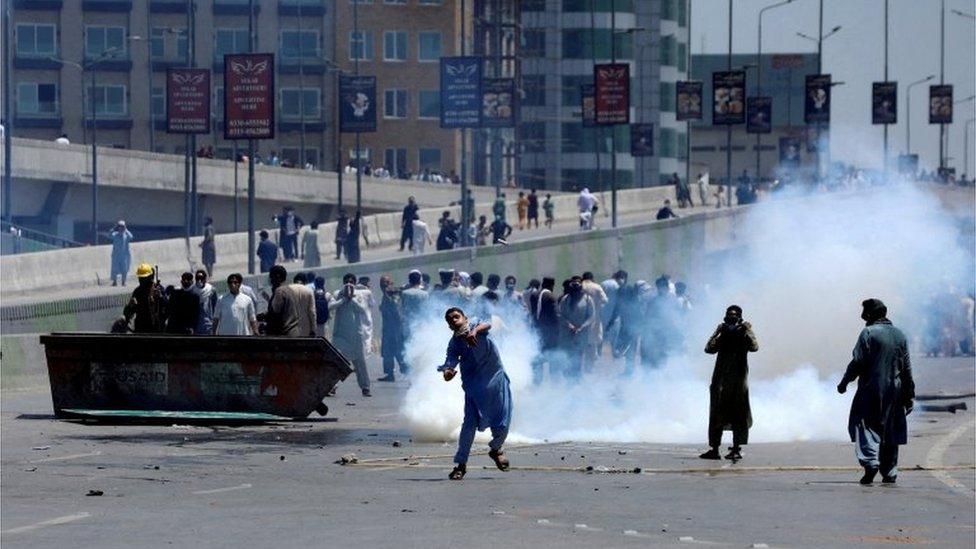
[{"xmin": 1, "ymin": 356, "xmax": 973, "ymax": 548}]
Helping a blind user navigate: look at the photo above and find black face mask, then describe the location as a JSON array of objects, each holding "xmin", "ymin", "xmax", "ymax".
[
  {"xmin": 569, "ymin": 283, "xmax": 582, "ymax": 295},
  {"xmin": 724, "ymin": 315, "xmax": 740, "ymax": 327}
]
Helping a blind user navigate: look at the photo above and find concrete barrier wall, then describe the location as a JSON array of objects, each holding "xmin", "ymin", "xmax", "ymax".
[{"xmin": 1, "ymin": 186, "xmax": 676, "ymax": 295}]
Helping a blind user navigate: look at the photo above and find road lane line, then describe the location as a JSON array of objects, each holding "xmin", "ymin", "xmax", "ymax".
[
  {"xmin": 924, "ymin": 419, "xmax": 975, "ymax": 497},
  {"xmin": 192, "ymin": 483, "xmax": 252, "ymax": 495},
  {"xmin": 1, "ymin": 513, "xmax": 91, "ymax": 535},
  {"xmin": 30, "ymin": 451, "xmax": 102, "ymax": 464}
]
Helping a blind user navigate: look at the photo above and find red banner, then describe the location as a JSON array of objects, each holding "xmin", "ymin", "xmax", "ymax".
[
  {"xmin": 594, "ymin": 63, "xmax": 629, "ymax": 126},
  {"xmin": 224, "ymin": 53, "xmax": 275, "ymax": 140},
  {"xmin": 166, "ymin": 68, "xmax": 210, "ymax": 134}
]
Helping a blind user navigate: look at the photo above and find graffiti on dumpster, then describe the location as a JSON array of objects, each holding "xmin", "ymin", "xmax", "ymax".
[
  {"xmin": 90, "ymin": 363, "xmax": 168, "ymax": 395},
  {"xmin": 200, "ymin": 363, "xmax": 271, "ymax": 396}
]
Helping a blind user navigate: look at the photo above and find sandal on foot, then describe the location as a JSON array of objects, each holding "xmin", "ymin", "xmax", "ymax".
[
  {"xmin": 488, "ymin": 449, "xmax": 510, "ymax": 471},
  {"xmin": 449, "ymin": 464, "xmax": 466, "ymax": 480}
]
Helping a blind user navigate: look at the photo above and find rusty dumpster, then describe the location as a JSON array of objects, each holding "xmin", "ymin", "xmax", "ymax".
[{"xmin": 40, "ymin": 334, "xmax": 354, "ymax": 419}]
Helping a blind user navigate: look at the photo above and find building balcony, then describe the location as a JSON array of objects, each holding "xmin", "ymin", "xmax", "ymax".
[
  {"xmin": 150, "ymin": 0, "xmax": 188, "ymax": 13},
  {"xmin": 13, "ymin": 0, "xmax": 63, "ymax": 10},
  {"xmin": 278, "ymin": 0, "xmax": 326, "ymax": 16},
  {"xmin": 85, "ymin": 117, "xmax": 133, "ymax": 130},
  {"xmin": 278, "ymin": 55, "xmax": 328, "ymax": 75},
  {"xmin": 14, "ymin": 55, "xmax": 63, "ymax": 70},
  {"xmin": 82, "ymin": 0, "xmax": 132, "ymax": 12},
  {"xmin": 213, "ymin": 0, "xmax": 260, "ymax": 16},
  {"xmin": 14, "ymin": 115, "xmax": 63, "ymax": 129}
]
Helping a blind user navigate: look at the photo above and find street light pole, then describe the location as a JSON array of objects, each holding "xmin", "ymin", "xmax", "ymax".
[
  {"xmin": 91, "ymin": 65, "xmax": 99, "ymax": 245},
  {"xmin": 906, "ymin": 75, "xmax": 934, "ymax": 155},
  {"xmin": 965, "ymin": 118, "xmax": 975, "ymax": 177},
  {"xmin": 610, "ymin": 0, "xmax": 617, "ymax": 228},
  {"xmin": 726, "ymin": 0, "xmax": 732, "ymax": 207},
  {"xmin": 882, "ymin": 0, "xmax": 889, "ymax": 178},
  {"xmin": 939, "ymin": 0, "xmax": 945, "ymax": 171},
  {"xmin": 353, "ymin": 0, "xmax": 362, "ymax": 215},
  {"xmin": 246, "ymin": 0, "xmax": 256, "ymax": 274},
  {"xmin": 757, "ymin": 0, "xmax": 792, "ymax": 183},
  {"xmin": 2, "ymin": 0, "xmax": 12, "ymax": 223}
]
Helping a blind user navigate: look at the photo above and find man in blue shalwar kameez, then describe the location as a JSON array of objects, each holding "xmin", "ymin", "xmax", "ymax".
[{"xmin": 438, "ymin": 307, "xmax": 513, "ymax": 480}]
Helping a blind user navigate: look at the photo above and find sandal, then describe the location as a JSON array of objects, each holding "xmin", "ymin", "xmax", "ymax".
[
  {"xmin": 449, "ymin": 464, "xmax": 466, "ymax": 480},
  {"xmin": 488, "ymin": 449, "xmax": 510, "ymax": 471}
]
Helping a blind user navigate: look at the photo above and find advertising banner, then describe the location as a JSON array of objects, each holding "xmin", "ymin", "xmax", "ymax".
[
  {"xmin": 594, "ymin": 63, "xmax": 630, "ymax": 125},
  {"xmin": 712, "ymin": 71, "xmax": 745, "ymax": 125},
  {"xmin": 223, "ymin": 53, "xmax": 274, "ymax": 140},
  {"xmin": 779, "ymin": 136, "xmax": 801, "ymax": 166},
  {"xmin": 481, "ymin": 78, "xmax": 516, "ymax": 128},
  {"xmin": 746, "ymin": 96, "xmax": 772, "ymax": 134},
  {"xmin": 804, "ymin": 74, "xmax": 831, "ymax": 124},
  {"xmin": 580, "ymin": 84, "xmax": 596, "ymax": 127},
  {"xmin": 929, "ymin": 85, "xmax": 953, "ymax": 124},
  {"xmin": 630, "ymin": 123, "xmax": 654, "ymax": 157},
  {"xmin": 872, "ymin": 82, "xmax": 897, "ymax": 125},
  {"xmin": 339, "ymin": 75, "xmax": 377, "ymax": 133},
  {"xmin": 676, "ymin": 81, "xmax": 703, "ymax": 121},
  {"xmin": 440, "ymin": 56, "xmax": 483, "ymax": 128},
  {"xmin": 166, "ymin": 68, "xmax": 210, "ymax": 134}
]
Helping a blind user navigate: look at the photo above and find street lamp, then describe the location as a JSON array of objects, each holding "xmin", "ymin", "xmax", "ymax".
[
  {"xmin": 905, "ymin": 74, "xmax": 935, "ymax": 155},
  {"xmin": 614, "ymin": 27, "xmax": 645, "ymax": 191},
  {"xmin": 756, "ymin": 0, "xmax": 794, "ymax": 182},
  {"xmin": 796, "ymin": 20, "xmax": 841, "ymax": 180},
  {"xmin": 952, "ymin": 9, "xmax": 976, "ymax": 19}
]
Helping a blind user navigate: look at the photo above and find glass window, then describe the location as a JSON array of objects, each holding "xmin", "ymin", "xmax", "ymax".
[
  {"xmin": 348, "ymin": 147, "xmax": 371, "ymax": 162},
  {"xmin": 419, "ymin": 148, "xmax": 441, "ymax": 170},
  {"xmin": 660, "ymin": 82, "xmax": 675, "ymax": 112},
  {"xmin": 660, "ymin": 35, "xmax": 676, "ymax": 66},
  {"xmin": 150, "ymin": 27, "xmax": 165, "ymax": 58},
  {"xmin": 281, "ymin": 88, "xmax": 321, "ymax": 119},
  {"xmin": 384, "ymin": 148, "xmax": 407, "ymax": 176},
  {"xmin": 419, "ymin": 0, "xmax": 443, "ymax": 5},
  {"xmin": 659, "ymin": 127, "xmax": 676, "ymax": 158},
  {"xmin": 87, "ymin": 85, "xmax": 127, "ymax": 116},
  {"xmin": 215, "ymin": 29, "xmax": 249, "ymax": 58},
  {"xmin": 384, "ymin": 0, "xmax": 407, "ymax": 4},
  {"xmin": 349, "ymin": 30, "xmax": 373, "ymax": 61},
  {"xmin": 282, "ymin": 148, "xmax": 319, "ymax": 167},
  {"xmin": 561, "ymin": 75, "xmax": 589, "ymax": 107},
  {"xmin": 85, "ymin": 26, "xmax": 126, "ymax": 59},
  {"xmin": 522, "ymin": 75, "xmax": 545, "ymax": 107},
  {"xmin": 562, "ymin": 29, "xmax": 631, "ymax": 59},
  {"xmin": 522, "ymin": 0, "xmax": 546, "ymax": 11},
  {"xmin": 418, "ymin": 90, "xmax": 440, "ymax": 118},
  {"xmin": 151, "ymin": 86, "xmax": 165, "ymax": 118},
  {"xmin": 281, "ymin": 30, "xmax": 320, "ymax": 60},
  {"xmin": 677, "ymin": 0, "xmax": 687, "ymax": 27},
  {"xmin": 384, "ymin": 89, "xmax": 407, "ymax": 118},
  {"xmin": 16, "ymin": 24, "xmax": 57, "ymax": 57},
  {"xmin": 350, "ymin": 0, "xmax": 373, "ymax": 4},
  {"xmin": 16, "ymin": 83, "xmax": 58, "ymax": 115},
  {"xmin": 383, "ymin": 31, "xmax": 407, "ymax": 61},
  {"xmin": 661, "ymin": 0, "xmax": 675, "ymax": 20},
  {"xmin": 522, "ymin": 29, "xmax": 545, "ymax": 58},
  {"xmin": 213, "ymin": 86, "xmax": 224, "ymax": 120},
  {"xmin": 677, "ymin": 42, "xmax": 687, "ymax": 72},
  {"xmin": 418, "ymin": 31, "xmax": 442, "ymax": 62},
  {"xmin": 521, "ymin": 122, "xmax": 546, "ymax": 153},
  {"xmin": 562, "ymin": 0, "xmax": 634, "ymax": 12},
  {"xmin": 677, "ymin": 131, "xmax": 687, "ymax": 160}
]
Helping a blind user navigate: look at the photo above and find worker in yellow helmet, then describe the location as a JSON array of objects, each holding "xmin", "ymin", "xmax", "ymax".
[{"xmin": 122, "ymin": 263, "xmax": 167, "ymax": 333}]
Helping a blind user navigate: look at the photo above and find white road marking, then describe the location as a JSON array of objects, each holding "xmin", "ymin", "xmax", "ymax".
[
  {"xmin": 924, "ymin": 419, "xmax": 975, "ymax": 497},
  {"xmin": 30, "ymin": 451, "xmax": 102, "ymax": 464},
  {"xmin": 192, "ymin": 483, "xmax": 252, "ymax": 495},
  {"xmin": 2, "ymin": 512, "xmax": 91, "ymax": 535}
]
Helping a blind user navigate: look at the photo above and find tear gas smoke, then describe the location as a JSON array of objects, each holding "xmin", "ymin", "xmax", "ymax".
[{"xmin": 400, "ymin": 183, "xmax": 971, "ymax": 444}]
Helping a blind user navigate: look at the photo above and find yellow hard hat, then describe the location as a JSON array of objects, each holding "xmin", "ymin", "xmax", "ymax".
[{"xmin": 136, "ymin": 263, "xmax": 154, "ymax": 278}]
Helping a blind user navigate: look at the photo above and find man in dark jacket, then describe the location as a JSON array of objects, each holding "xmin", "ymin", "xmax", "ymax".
[
  {"xmin": 399, "ymin": 196, "xmax": 418, "ymax": 251},
  {"xmin": 837, "ymin": 298, "xmax": 915, "ymax": 485},
  {"xmin": 166, "ymin": 272, "xmax": 199, "ymax": 334},
  {"xmin": 123, "ymin": 263, "xmax": 168, "ymax": 333},
  {"xmin": 377, "ymin": 275, "xmax": 408, "ymax": 382},
  {"xmin": 700, "ymin": 305, "xmax": 758, "ymax": 461}
]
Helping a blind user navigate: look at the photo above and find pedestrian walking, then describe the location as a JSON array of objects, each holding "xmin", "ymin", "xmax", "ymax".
[
  {"xmin": 492, "ymin": 194, "xmax": 507, "ymax": 221},
  {"xmin": 577, "ymin": 188, "xmax": 598, "ymax": 230},
  {"xmin": 330, "ymin": 279, "xmax": 374, "ymax": 396},
  {"xmin": 301, "ymin": 221, "xmax": 321, "ymax": 268},
  {"xmin": 200, "ymin": 217, "xmax": 216, "ymax": 277},
  {"xmin": 527, "ymin": 189, "xmax": 540, "ymax": 229},
  {"xmin": 192, "ymin": 269, "xmax": 217, "ymax": 336},
  {"xmin": 543, "ymin": 193, "xmax": 555, "ymax": 229},
  {"xmin": 256, "ymin": 230, "xmax": 279, "ymax": 273},
  {"xmin": 490, "ymin": 215, "xmax": 512, "ymax": 245},
  {"xmin": 400, "ymin": 196, "xmax": 418, "ymax": 251},
  {"xmin": 837, "ymin": 299, "xmax": 915, "ymax": 485},
  {"xmin": 274, "ymin": 206, "xmax": 303, "ymax": 261},
  {"xmin": 697, "ymin": 172, "xmax": 710, "ymax": 206},
  {"xmin": 109, "ymin": 220, "xmax": 133, "ymax": 287},
  {"xmin": 165, "ymin": 272, "xmax": 198, "ymax": 334},
  {"xmin": 345, "ymin": 211, "xmax": 368, "ymax": 264},
  {"xmin": 213, "ymin": 273, "xmax": 258, "ymax": 335}
]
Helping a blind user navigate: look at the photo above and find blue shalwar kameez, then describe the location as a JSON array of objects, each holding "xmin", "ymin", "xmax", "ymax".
[
  {"xmin": 438, "ymin": 320, "xmax": 513, "ymax": 465},
  {"xmin": 109, "ymin": 228, "xmax": 133, "ymax": 285}
]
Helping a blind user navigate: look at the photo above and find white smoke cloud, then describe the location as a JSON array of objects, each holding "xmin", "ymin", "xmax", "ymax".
[{"xmin": 399, "ymin": 182, "xmax": 970, "ymax": 446}]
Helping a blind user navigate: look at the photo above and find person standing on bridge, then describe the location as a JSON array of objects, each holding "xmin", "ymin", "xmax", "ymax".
[
  {"xmin": 109, "ymin": 220, "xmax": 133, "ymax": 287},
  {"xmin": 400, "ymin": 196, "xmax": 418, "ymax": 252},
  {"xmin": 411, "ymin": 213, "xmax": 433, "ymax": 255},
  {"xmin": 517, "ymin": 192, "xmax": 529, "ymax": 230},
  {"xmin": 837, "ymin": 299, "xmax": 915, "ymax": 485},
  {"xmin": 700, "ymin": 305, "xmax": 758, "ymax": 461},
  {"xmin": 301, "ymin": 221, "xmax": 321, "ymax": 268},
  {"xmin": 345, "ymin": 211, "xmax": 369, "ymax": 264},
  {"xmin": 527, "ymin": 189, "xmax": 540, "ymax": 229},
  {"xmin": 334, "ymin": 210, "xmax": 348, "ymax": 260},
  {"xmin": 439, "ymin": 308, "xmax": 513, "ymax": 480},
  {"xmin": 577, "ymin": 188, "xmax": 598, "ymax": 230},
  {"xmin": 200, "ymin": 217, "xmax": 216, "ymax": 277},
  {"xmin": 543, "ymin": 193, "xmax": 555, "ymax": 229}
]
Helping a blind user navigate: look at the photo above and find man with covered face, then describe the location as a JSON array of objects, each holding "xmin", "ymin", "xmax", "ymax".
[
  {"xmin": 837, "ymin": 299, "xmax": 915, "ymax": 485},
  {"xmin": 558, "ymin": 276, "xmax": 596, "ymax": 377},
  {"xmin": 700, "ymin": 305, "xmax": 758, "ymax": 461}
]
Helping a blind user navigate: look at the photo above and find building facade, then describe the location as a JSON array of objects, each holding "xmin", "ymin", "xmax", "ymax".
[{"xmin": 518, "ymin": 0, "xmax": 689, "ymax": 191}]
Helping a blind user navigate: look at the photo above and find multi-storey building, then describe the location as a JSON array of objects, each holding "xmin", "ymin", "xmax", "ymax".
[{"xmin": 518, "ymin": 0, "xmax": 690, "ymax": 191}]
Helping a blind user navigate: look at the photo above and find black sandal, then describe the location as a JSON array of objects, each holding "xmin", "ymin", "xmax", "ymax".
[
  {"xmin": 449, "ymin": 464, "xmax": 466, "ymax": 480},
  {"xmin": 488, "ymin": 449, "xmax": 510, "ymax": 471}
]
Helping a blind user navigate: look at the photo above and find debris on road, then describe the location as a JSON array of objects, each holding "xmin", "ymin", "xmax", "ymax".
[
  {"xmin": 337, "ymin": 454, "xmax": 358, "ymax": 465},
  {"xmin": 919, "ymin": 402, "xmax": 968, "ymax": 413},
  {"xmin": 86, "ymin": 490, "xmax": 104, "ymax": 497},
  {"xmin": 31, "ymin": 446, "xmax": 50, "ymax": 451},
  {"xmin": 392, "ymin": 440, "xmax": 402, "ymax": 447}
]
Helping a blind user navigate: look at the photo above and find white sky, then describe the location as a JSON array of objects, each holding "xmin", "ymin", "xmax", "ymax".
[{"xmin": 693, "ymin": 0, "xmax": 976, "ymax": 173}]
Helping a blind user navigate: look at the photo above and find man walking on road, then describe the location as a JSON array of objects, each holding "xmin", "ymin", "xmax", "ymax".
[
  {"xmin": 378, "ymin": 275, "xmax": 408, "ymax": 382},
  {"xmin": 331, "ymin": 276, "xmax": 374, "ymax": 397},
  {"xmin": 837, "ymin": 299, "xmax": 915, "ymax": 485},
  {"xmin": 400, "ymin": 196, "xmax": 418, "ymax": 251}
]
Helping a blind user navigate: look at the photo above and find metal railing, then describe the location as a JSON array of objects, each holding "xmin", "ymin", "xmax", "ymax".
[{"xmin": 1, "ymin": 221, "xmax": 87, "ymax": 255}]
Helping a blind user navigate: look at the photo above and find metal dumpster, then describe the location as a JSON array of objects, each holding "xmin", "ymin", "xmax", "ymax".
[{"xmin": 40, "ymin": 334, "xmax": 354, "ymax": 419}]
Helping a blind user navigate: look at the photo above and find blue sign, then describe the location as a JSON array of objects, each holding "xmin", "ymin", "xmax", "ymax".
[{"xmin": 440, "ymin": 56, "xmax": 483, "ymax": 128}]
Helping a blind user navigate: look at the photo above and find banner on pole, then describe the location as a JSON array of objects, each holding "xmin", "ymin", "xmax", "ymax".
[
  {"xmin": 779, "ymin": 136, "xmax": 801, "ymax": 166},
  {"xmin": 440, "ymin": 56, "xmax": 483, "ymax": 128},
  {"xmin": 746, "ymin": 96, "xmax": 772, "ymax": 134},
  {"xmin": 929, "ymin": 85, "xmax": 953, "ymax": 124},
  {"xmin": 676, "ymin": 81, "xmax": 703, "ymax": 121},
  {"xmin": 223, "ymin": 53, "xmax": 275, "ymax": 140},
  {"xmin": 630, "ymin": 123, "xmax": 654, "ymax": 157},
  {"xmin": 166, "ymin": 68, "xmax": 210, "ymax": 134},
  {"xmin": 712, "ymin": 71, "xmax": 745, "ymax": 125},
  {"xmin": 872, "ymin": 82, "xmax": 897, "ymax": 125},
  {"xmin": 594, "ymin": 63, "xmax": 630, "ymax": 125},
  {"xmin": 481, "ymin": 78, "xmax": 516, "ymax": 128},
  {"xmin": 580, "ymin": 84, "xmax": 596, "ymax": 127},
  {"xmin": 804, "ymin": 74, "xmax": 831, "ymax": 124},
  {"xmin": 339, "ymin": 75, "xmax": 377, "ymax": 133}
]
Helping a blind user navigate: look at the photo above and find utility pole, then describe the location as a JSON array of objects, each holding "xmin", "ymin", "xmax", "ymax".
[
  {"xmin": 298, "ymin": 1, "xmax": 306, "ymax": 168},
  {"xmin": 816, "ymin": 0, "xmax": 823, "ymax": 180},
  {"xmin": 883, "ymin": 0, "xmax": 889, "ymax": 178},
  {"xmin": 2, "ymin": 1, "xmax": 12, "ymax": 223},
  {"xmin": 939, "ymin": 0, "xmax": 945, "ymax": 171},
  {"xmin": 354, "ymin": 0, "xmax": 362, "ymax": 214},
  {"xmin": 91, "ymin": 64, "xmax": 100, "ymax": 244},
  {"xmin": 685, "ymin": 0, "xmax": 691, "ymax": 197},
  {"xmin": 589, "ymin": 0, "xmax": 602, "ymax": 198},
  {"xmin": 460, "ymin": 0, "xmax": 469, "ymax": 245},
  {"xmin": 189, "ymin": 0, "xmax": 198, "ymax": 234},
  {"xmin": 725, "ymin": 0, "xmax": 732, "ymax": 207},
  {"xmin": 610, "ymin": 0, "xmax": 617, "ymax": 227},
  {"xmin": 246, "ymin": 0, "xmax": 256, "ymax": 274}
]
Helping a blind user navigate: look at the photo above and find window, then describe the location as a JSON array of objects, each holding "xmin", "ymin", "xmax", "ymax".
[
  {"xmin": 419, "ymin": 0, "xmax": 443, "ymax": 5},
  {"xmin": 659, "ymin": 127, "xmax": 676, "ymax": 158},
  {"xmin": 151, "ymin": 27, "xmax": 188, "ymax": 60},
  {"xmin": 677, "ymin": 42, "xmax": 687, "ymax": 72},
  {"xmin": 660, "ymin": 82, "xmax": 675, "ymax": 113},
  {"xmin": 87, "ymin": 85, "xmax": 127, "ymax": 116},
  {"xmin": 350, "ymin": 0, "xmax": 373, "ymax": 4},
  {"xmin": 384, "ymin": 148, "xmax": 407, "ymax": 176},
  {"xmin": 660, "ymin": 35, "xmax": 676, "ymax": 67},
  {"xmin": 214, "ymin": 86, "xmax": 224, "ymax": 119},
  {"xmin": 418, "ymin": 31, "xmax": 442, "ymax": 62},
  {"xmin": 384, "ymin": 89, "xmax": 407, "ymax": 118},
  {"xmin": 522, "ymin": 0, "xmax": 546, "ymax": 10},
  {"xmin": 561, "ymin": 75, "xmax": 589, "ymax": 107},
  {"xmin": 419, "ymin": 148, "xmax": 441, "ymax": 170},
  {"xmin": 16, "ymin": 83, "xmax": 58, "ymax": 115},
  {"xmin": 151, "ymin": 86, "xmax": 165, "ymax": 119},
  {"xmin": 562, "ymin": 0, "xmax": 634, "ymax": 11},
  {"xmin": 349, "ymin": 30, "xmax": 373, "ymax": 61},
  {"xmin": 348, "ymin": 148, "xmax": 371, "ymax": 165},
  {"xmin": 677, "ymin": 0, "xmax": 688, "ymax": 27},
  {"xmin": 521, "ymin": 122, "xmax": 546, "ymax": 153},
  {"xmin": 85, "ymin": 26, "xmax": 126, "ymax": 59},
  {"xmin": 522, "ymin": 29, "xmax": 545, "ymax": 58},
  {"xmin": 281, "ymin": 30, "xmax": 320, "ymax": 60},
  {"xmin": 384, "ymin": 0, "xmax": 407, "ymax": 4},
  {"xmin": 677, "ymin": 131, "xmax": 687, "ymax": 160},
  {"xmin": 418, "ymin": 90, "xmax": 440, "ymax": 118},
  {"xmin": 215, "ymin": 29, "xmax": 249, "ymax": 58},
  {"xmin": 281, "ymin": 88, "xmax": 321, "ymax": 119},
  {"xmin": 383, "ymin": 31, "xmax": 407, "ymax": 61},
  {"xmin": 16, "ymin": 24, "xmax": 56, "ymax": 57},
  {"xmin": 562, "ymin": 29, "xmax": 631, "ymax": 59},
  {"xmin": 282, "ymin": 148, "xmax": 319, "ymax": 167}
]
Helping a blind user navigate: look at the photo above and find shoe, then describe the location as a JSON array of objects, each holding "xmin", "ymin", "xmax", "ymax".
[
  {"xmin": 724, "ymin": 447, "xmax": 743, "ymax": 461},
  {"xmin": 377, "ymin": 375, "xmax": 395, "ymax": 382},
  {"xmin": 860, "ymin": 467, "xmax": 879, "ymax": 485},
  {"xmin": 699, "ymin": 448, "xmax": 721, "ymax": 460},
  {"xmin": 881, "ymin": 476, "xmax": 897, "ymax": 484},
  {"xmin": 488, "ymin": 449, "xmax": 510, "ymax": 471},
  {"xmin": 326, "ymin": 387, "xmax": 336, "ymax": 397},
  {"xmin": 449, "ymin": 464, "xmax": 466, "ymax": 480},
  {"xmin": 361, "ymin": 388, "xmax": 372, "ymax": 397}
]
